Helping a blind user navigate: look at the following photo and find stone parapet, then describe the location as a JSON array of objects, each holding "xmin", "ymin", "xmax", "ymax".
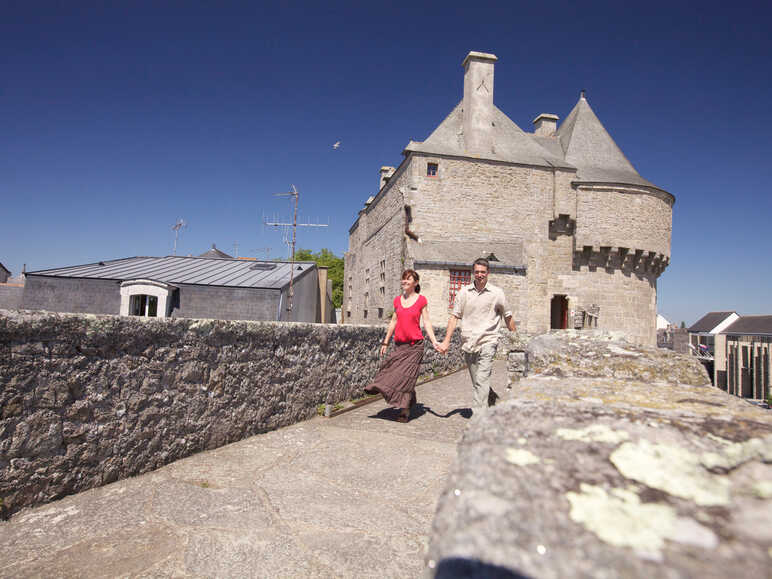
[
  {"xmin": 427, "ymin": 331, "xmax": 772, "ymax": 578},
  {"xmin": 0, "ymin": 310, "xmax": 464, "ymax": 517}
]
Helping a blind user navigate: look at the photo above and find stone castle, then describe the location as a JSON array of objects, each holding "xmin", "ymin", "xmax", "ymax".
[{"xmin": 344, "ymin": 51, "xmax": 673, "ymax": 345}]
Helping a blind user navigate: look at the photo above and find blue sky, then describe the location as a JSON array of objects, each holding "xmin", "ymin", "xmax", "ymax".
[{"xmin": 2, "ymin": 0, "xmax": 770, "ymax": 326}]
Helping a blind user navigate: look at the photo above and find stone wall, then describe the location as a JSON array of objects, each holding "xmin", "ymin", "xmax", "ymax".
[
  {"xmin": 0, "ymin": 310, "xmax": 464, "ymax": 517},
  {"xmin": 344, "ymin": 159, "xmax": 410, "ymax": 323},
  {"xmin": 575, "ymin": 185, "xmax": 673, "ymax": 258},
  {"xmin": 344, "ymin": 152, "xmax": 671, "ymax": 346},
  {"xmin": 427, "ymin": 331, "xmax": 772, "ymax": 578}
]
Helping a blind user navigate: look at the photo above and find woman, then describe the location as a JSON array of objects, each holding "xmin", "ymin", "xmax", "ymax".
[{"xmin": 364, "ymin": 269, "xmax": 440, "ymax": 422}]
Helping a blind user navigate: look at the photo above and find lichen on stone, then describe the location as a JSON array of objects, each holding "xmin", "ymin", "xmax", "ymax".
[
  {"xmin": 701, "ymin": 435, "xmax": 772, "ymax": 471},
  {"xmin": 556, "ymin": 424, "xmax": 629, "ymax": 444},
  {"xmin": 751, "ymin": 481, "xmax": 772, "ymax": 499},
  {"xmin": 610, "ymin": 439, "xmax": 730, "ymax": 506},
  {"xmin": 565, "ymin": 483, "xmax": 677, "ymax": 558},
  {"xmin": 505, "ymin": 448, "xmax": 540, "ymax": 466}
]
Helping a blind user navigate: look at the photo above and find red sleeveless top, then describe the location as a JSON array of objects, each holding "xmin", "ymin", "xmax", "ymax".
[{"xmin": 393, "ymin": 294, "xmax": 427, "ymax": 344}]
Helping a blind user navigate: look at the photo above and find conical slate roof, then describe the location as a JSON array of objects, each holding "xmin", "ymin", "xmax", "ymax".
[
  {"xmin": 405, "ymin": 102, "xmax": 573, "ymax": 169},
  {"xmin": 199, "ymin": 244, "xmax": 232, "ymax": 259},
  {"xmin": 556, "ymin": 94, "xmax": 661, "ymax": 189}
]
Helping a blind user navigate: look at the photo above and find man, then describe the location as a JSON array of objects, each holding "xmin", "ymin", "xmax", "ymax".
[{"xmin": 439, "ymin": 258, "xmax": 516, "ymax": 408}]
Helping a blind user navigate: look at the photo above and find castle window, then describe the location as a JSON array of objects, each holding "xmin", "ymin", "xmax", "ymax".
[
  {"xmin": 448, "ymin": 269, "xmax": 471, "ymax": 308},
  {"xmin": 378, "ymin": 308, "xmax": 383, "ymax": 319},
  {"xmin": 427, "ymin": 162, "xmax": 438, "ymax": 177},
  {"xmin": 364, "ymin": 309, "xmax": 368, "ymax": 319}
]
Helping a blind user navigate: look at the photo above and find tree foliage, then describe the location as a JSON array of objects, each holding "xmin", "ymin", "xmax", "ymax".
[{"xmin": 294, "ymin": 248, "xmax": 344, "ymax": 308}]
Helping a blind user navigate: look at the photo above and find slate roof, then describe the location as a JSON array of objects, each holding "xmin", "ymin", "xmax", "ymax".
[
  {"xmin": 26, "ymin": 256, "xmax": 315, "ymax": 290},
  {"xmin": 722, "ymin": 316, "xmax": 772, "ymax": 336},
  {"xmin": 198, "ymin": 244, "xmax": 233, "ymax": 259},
  {"xmin": 403, "ymin": 93, "xmax": 670, "ymax": 196},
  {"xmin": 405, "ymin": 103, "xmax": 574, "ymax": 169},
  {"xmin": 0, "ymin": 262, "xmax": 9, "ymax": 275},
  {"xmin": 412, "ymin": 240, "xmax": 525, "ymax": 270},
  {"xmin": 689, "ymin": 311, "xmax": 738, "ymax": 333},
  {"xmin": 556, "ymin": 94, "xmax": 663, "ymax": 190}
]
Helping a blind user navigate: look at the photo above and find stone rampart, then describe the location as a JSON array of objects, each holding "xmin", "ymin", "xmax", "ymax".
[
  {"xmin": 427, "ymin": 331, "xmax": 772, "ymax": 578},
  {"xmin": 0, "ymin": 310, "xmax": 464, "ymax": 517}
]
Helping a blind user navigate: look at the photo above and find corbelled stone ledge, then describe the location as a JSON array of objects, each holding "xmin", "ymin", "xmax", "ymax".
[
  {"xmin": 0, "ymin": 310, "xmax": 464, "ymax": 518},
  {"xmin": 427, "ymin": 331, "xmax": 772, "ymax": 578}
]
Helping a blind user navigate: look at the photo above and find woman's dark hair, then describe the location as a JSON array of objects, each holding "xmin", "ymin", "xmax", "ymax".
[{"xmin": 402, "ymin": 269, "xmax": 420, "ymax": 293}]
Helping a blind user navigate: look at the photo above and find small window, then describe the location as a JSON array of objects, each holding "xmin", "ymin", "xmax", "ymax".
[
  {"xmin": 364, "ymin": 309, "xmax": 368, "ymax": 319},
  {"xmin": 427, "ymin": 162, "xmax": 438, "ymax": 177},
  {"xmin": 347, "ymin": 310, "xmax": 351, "ymax": 318},
  {"xmin": 378, "ymin": 308, "xmax": 383, "ymax": 319},
  {"xmin": 130, "ymin": 294, "xmax": 158, "ymax": 317},
  {"xmin": 379, "ymin": 287, "xmax": 385, "ymax": 295},
  {"xmin": 448, "ymin": 269, "xmax": 471, "ymax": 308}
]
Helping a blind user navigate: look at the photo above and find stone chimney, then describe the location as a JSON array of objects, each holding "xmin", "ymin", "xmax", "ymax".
[
  {"xmin": 533, "ymin": 113, "xmax": 559, "ymax": 137},
  {"xmin": 379, "ymin": 166, "xmax": 395, "ymax": 190},
  {"xmin": 462, "ymin": 51, "xmax": 498, "ymax": 154}
]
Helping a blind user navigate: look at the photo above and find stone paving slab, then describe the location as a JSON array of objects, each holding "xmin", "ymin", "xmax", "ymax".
[{"xmin": 0, "ymin": 362, "xmax": 507, "ymax": 578}]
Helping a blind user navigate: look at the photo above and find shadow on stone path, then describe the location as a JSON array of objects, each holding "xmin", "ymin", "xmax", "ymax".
[{"xmin": 0, "ymin": 362, "xmax": 509, "ymax": 578}]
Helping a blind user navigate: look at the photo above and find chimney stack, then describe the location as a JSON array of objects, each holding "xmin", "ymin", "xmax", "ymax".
[
  {"xmin": 532, "ymin": 113, "xmax": 559, "ymax": 137},
  {"xmin": 379, "ymin": 166, "xmax": 396, "ymax": 190},
  {"xmin": 462, "ymin": 51, "xmax": 498, "ymax": 155}
]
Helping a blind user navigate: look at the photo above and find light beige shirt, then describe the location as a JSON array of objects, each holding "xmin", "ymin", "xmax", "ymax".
[{"xmin": 452, "ymin": 282, "xmax": 512, "ymax": 353}]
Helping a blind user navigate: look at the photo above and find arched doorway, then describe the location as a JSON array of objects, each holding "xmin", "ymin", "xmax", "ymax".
[{"xmin": 550, "ymin": 295, "xmax": 569, "ymax": 329}]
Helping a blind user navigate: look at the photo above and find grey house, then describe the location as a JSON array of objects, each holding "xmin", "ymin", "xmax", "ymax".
[{"xmin": 22, "ymin": 255, "xmax": 333, "ymax": 323}]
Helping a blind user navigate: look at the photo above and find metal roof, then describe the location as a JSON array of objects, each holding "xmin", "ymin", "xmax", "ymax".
[
  {"xmin": 722, "ymin": 315, "xmax": 772, "ymax": 336},
  {"xmin": 26, "ymin": 256, "xmax": 316, "ymax": 290}
]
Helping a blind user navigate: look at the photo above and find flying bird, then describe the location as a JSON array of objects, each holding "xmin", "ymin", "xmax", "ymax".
[{"xmin": 332, "ymin": 141, "xmax": 341, "ymax": 149}]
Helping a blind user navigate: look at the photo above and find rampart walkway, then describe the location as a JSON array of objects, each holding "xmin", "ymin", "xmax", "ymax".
[{"xmin": 1, "ymin": 363, "xmax": 508, "ymax": 578}]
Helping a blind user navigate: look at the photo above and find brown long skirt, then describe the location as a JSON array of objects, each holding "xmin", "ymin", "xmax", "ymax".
[{"xmin": 364, "ymin": 341, "xmax": 424, "ymax": 410}]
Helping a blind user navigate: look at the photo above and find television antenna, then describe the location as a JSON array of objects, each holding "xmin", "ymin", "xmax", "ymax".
[
  {"xmin": 264, "ymin": 185, "xmax": 328, "ymax": 312},
  {"xmin": 171, "ymin": 219, "xmax": 187, "ymax": 255}
]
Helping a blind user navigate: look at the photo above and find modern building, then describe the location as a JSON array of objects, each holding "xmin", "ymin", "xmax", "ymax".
[
  {"xmin": 714, "ymin": 315, "xmax": 772, "ymax": 400},
  {"xmin": 21, "ymin": 254, "xmax": 334, "ymax": 323},
  {"xmin": 344, "ymin": 51, "xmax": 674, "ymax": 345}
]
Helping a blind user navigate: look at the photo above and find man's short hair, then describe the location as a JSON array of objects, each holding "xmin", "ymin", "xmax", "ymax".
[{"xmin": 473, "ymin": 257, "xmax": 490, "ymax": 271}]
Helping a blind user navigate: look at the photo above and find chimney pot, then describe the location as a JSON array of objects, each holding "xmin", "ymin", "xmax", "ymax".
[{"xmin": 532, "ymin": 113, "xmax": 559, "ymax": 137}]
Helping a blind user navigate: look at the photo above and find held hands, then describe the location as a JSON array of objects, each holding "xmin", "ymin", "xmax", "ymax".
[
  {"xmin": 379, "ymin": 344, "xmax": 388, "ymax": 357},
  {"xmin": 433, "ymin": 340, "xmax": 449, "ymax": 355}
]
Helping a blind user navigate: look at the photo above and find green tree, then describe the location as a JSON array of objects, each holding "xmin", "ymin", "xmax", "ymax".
[
  {"xmin": 294, "ymin": 248, "xmax": 344, "ymax": 308},
  {"xmin": 680, "ymin": 321, "xmax": 686, "ymax": 329}
]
